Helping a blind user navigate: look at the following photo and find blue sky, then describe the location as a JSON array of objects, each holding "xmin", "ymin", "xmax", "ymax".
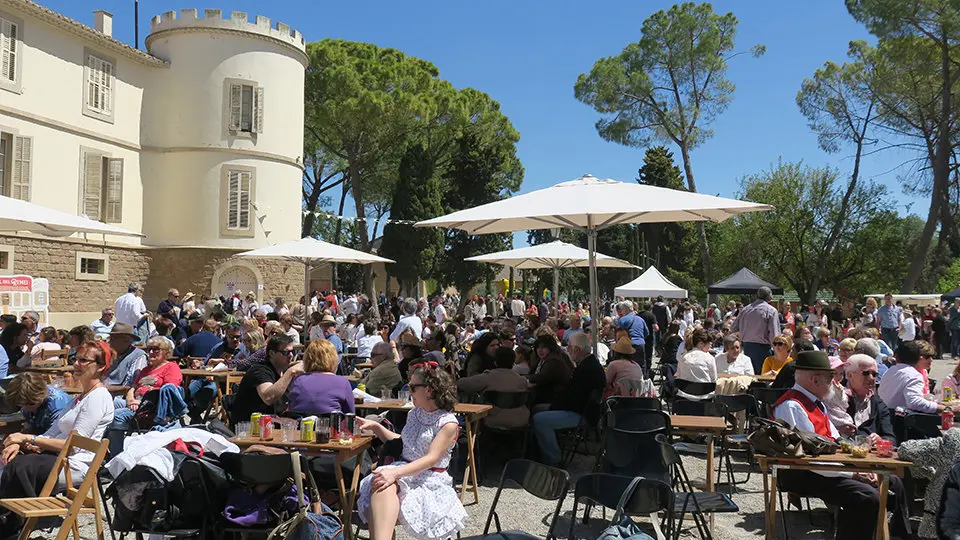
[{"xmin": 49, "ymin": 0, "xmax": 926, "ymax": 243}]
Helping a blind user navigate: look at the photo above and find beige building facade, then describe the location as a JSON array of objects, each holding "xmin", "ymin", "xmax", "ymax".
[{"xmin": 0, "ymin": 1, "xmax": 306, "ymax": 326}]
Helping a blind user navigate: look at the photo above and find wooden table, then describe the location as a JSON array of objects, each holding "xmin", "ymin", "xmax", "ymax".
[
  {"xmin": 355, "ymin": 400, "xmax": 493, "ymax": 505},
  {"xmin": 354, "ymin": 362, "xmax": 373, "ymax": 370},
  {"xmin": 757, "ymin": 452, "xmax": 909, "ymax": 540},
  {"xmin": 718, "ymin": 372, "xmax": 776, "ymax": 382},
  {"xmin": 231, "ymin": 432, "xmax": 373, "ymax": 540},
  {"xmin": 671, "ymin": 415, "xmax": 727, "ymax": 531},
  {"xmin": 24, "ymin": 365, "xmax": 73, "ymax": 375},
  {"xmin": 63, "ymin": 385, "xmax": 129, "ymax": 396}
]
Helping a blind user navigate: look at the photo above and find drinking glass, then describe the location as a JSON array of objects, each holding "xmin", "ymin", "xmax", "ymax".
[
  {"xmin": 281, "ymin": 425, "xmax": 297, "ymax": 442},
  {"xmin": 399, "ymin": 390, "xmax": 409, "ymax": 403},
  {"xmin": 235, "ymin": 422, "xmax": 250, "ymax": 439},
  {"xmin": 316, "ymin": 418, "xmax": 331, "ymax": 444},
  {"xmin": 380, "ymin": 388, "xmax": 392, "ymax": 401}
]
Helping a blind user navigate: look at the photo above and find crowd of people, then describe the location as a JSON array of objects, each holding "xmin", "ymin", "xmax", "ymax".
[{"xmin": 5, "ymin": 281, "xmax": 960, "ymax": 538}]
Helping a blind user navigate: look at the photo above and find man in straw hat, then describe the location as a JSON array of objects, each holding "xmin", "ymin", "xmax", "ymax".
[
  {"xmin": 318, "ymin": 314, "xmax": 348, "ymax": 376},
  {"xmin": 773, "ymin": 350, "xmax": 909, "ymax": 539},
  {"xmin": 104, "ymin": 323, "xmax": 147, "ymax": 387}
]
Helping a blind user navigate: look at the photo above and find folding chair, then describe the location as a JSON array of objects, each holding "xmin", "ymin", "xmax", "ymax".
[
  {"xmin": 713, "ymin": 393, "xmax": 762, "ymax": 489},
  {"xmin": 460, "ymin": 459, "xmax": 569, "ymax": 540},
  {"xmin": 604, "ymin": 396, "xmax": 662, "ymax": 414},
  {"xmin": 569, "ymin": 473, "xmax": 674, "ymax": 540},
  {"xmin": 481, "ymin": 390, "xmax": 533, "ymax": 463},
  {"xmin": 0, "ymin": 430, "xmax": 110, "ymax": 540}
]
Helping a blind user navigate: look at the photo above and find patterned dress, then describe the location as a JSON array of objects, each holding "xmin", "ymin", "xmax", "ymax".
[
  {"xmin": 358, "ymin": 408, "xmax": 467, "ymax": 540},
  {"xmin": 898, "ymin": 428, "xmax": 960, "ymax": 538}
]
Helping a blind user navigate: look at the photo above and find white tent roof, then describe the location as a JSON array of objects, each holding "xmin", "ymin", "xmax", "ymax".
[
  {"xmin": 234, "ymin": 237, "xmax": 394, "ymax": 265},
  {"xmin": 864, "ymin": 293, "xmax": 941, "ymax": 305},
  {"xmin": 416, "ymin": 174, "xmax": 773, "ymax": 234},
  {"xmin": 615, "ymin": 266, "xmax": 688, "ymax": 298},
  {"xmin": 465, "ymin": 240, "xmax": 636, "ymax": 269},
  {"xmin": 0, "ymin": 195, "xmax": 143, "ymax": 237}
]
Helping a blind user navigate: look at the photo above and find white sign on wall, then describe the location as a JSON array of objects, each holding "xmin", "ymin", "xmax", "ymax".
[{"xmin": 0, "ymin": 275, "xmax": 50, "ymax": 326}]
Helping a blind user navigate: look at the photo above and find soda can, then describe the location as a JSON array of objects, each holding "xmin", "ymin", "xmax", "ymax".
[
  {"xmin": 330, "ymin": 411, "xmax": 342, "ymax": 439},
  {"xmin": 250, "ymin": 413, "xmax": 262, "ymax": 438},
  {"xmin": 345, "ymin": 413, "xmax": 356, "ymax": 436},
  {"xmin": 300, "ymin": 418, "xmax": 315, "ymax": 443},
  {"xmin": 944, "ymin": 408, "xmax": 955, "ymax": 430},
  {"xmin": 259, "ymin": 415, "xmax": 273, "ymax": 440}
]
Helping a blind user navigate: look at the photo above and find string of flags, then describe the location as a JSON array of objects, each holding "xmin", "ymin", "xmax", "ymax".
[{"xmin": 301, "ymin": 210, "xmax": 420, "ymax": 225}]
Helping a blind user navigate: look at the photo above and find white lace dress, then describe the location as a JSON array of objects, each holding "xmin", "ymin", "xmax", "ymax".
[{"xmin": 358, "ymin": 408, "xmax": 467, "ymax": 540}]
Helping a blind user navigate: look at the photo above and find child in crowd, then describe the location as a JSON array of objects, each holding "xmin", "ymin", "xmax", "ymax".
[{"xmin": 355, "ymin": 364, "xmax": 466, "ymax": 540}]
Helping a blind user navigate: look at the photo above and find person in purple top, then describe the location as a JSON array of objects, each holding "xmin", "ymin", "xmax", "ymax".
[
  {"xmin": 732, "ymin": 286, "xmax": 782, "ymax": 376},
  {"xmin": 287, "ymin": 339, "xmax": 355, "ymax": 415}
]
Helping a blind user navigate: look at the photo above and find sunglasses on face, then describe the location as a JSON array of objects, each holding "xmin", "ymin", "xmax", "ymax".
[
  {"xmin": 226, "ymin": 334, "xmax": 241, "ymax": 340},
  {"xmin": 774, "ymin": 342, "xmax": 786, "ymax": 347},
  {"xmin": 409, "ymin": 383, "xmax": 426, "ymax": 391},
  {"xmin": 862, "ymin": 370, "xmax": 879, "ymax": 377},
  {"xmin": 75, "ymin": 357, "xmax": 97, "ymax": 365},
  {"xmin": 146, "ymin": 346, "xmax": 162, "ymax": 353},
  {"xmin": 279, "ymin": 349, "xmax": 294, "ymax": 356}
]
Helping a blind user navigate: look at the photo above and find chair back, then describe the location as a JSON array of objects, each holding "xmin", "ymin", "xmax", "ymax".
[
  {"xmin": 574, "ymin": 473, "xmax": 673, "ymax": 516},
  {"xmin": 600, "ymin": 427, "xmax": 670, "ymax": 484},
  {"xmin": 604, "ymin": 408, "xmax": 671, "ymax": 433},
  {"xmin": 219, "ymin": 451, "xmax": 315, "ymax": 493},
  {"xmin": 896, "ymin": 412, "xmax": 941, "ymax": 442},
  {"xmin": 671, "ymin": 399, "xmax": 726, "ymax": 418},
  {"xmin": 457, "ymin": 390, "xmax": 482, "ymax": 404},
  {"xmin": 41, "ymin": 347, "xmax": 69, "ymax": 362},
  {"xmin": 605, "ymin": 396, "xmax": 662, "ymax": 413},
  {"xmin": 483, "ymin": 459, "xmax": 570, "ymax": 540},
  {"xmin": 50, "ymin": 431, "xmax": 109, "ymax": 508},
  {"xmin": 483, "ymin": 390, "xmax": 530, "ymax": 410},
  {"xmin": 749, "ymin": 387, "xmax": 790, "ymax": 418},
  {"xmin": 675, "ymin": 379, "xmax": 716, "ymax": 397}
]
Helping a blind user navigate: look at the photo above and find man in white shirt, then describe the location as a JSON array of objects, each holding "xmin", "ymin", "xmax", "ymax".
[
  {"xmin": 774, "ymin": 350, "xmax": 910, "ymax": 540},
  {"xmin": 90, "ymin": 307, "xmax": 116, "ymax": 340},
  {"xmin": 114, "ymin": 282, "xmax": 147, "ymax": 327},
  {"xmin": 390, "ymin": 298, "xmax": 423, "ymax": 342},
  {"xmin": 341, "ymin": 295, "xmax": 360, "ymax": 316},
  {"xmin": 510, "ymin": 295, "xmax": 526, "ymax": 321},
  {"xmin": 433, "ymin": 297, "xmax": 447, "ymax": 325}
]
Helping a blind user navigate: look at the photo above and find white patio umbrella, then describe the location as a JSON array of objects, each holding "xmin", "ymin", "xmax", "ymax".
[
  {"xmin": 417, "ymin": 174, "xmax": 772, "ymax": 354},
  {"xmin": 465, "ymin": 240, "xmax": 637, "ymax": 303},
  {"xmin": 614, "ymin": 266, "xmax": 687, "ymax": 298},
  {"xmin": 0, "ymin": 194, "xmax": 143, "ymax": 237},
  {"xmin": 235, "ymin": 237, "xmax": 394, "ymax": 317}
]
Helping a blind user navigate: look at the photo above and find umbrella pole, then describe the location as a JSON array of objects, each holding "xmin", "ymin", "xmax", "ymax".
[
  {"xmin": 304, "ymin": 261, "xmax": 312, "ymax": 322},
  {"xmin": 587, "ymin": 222, "xmax": 599, "ymax": 358},
  {"xmin": 553, "ymin": 267, "xmax": 560, "ymax": 307}
]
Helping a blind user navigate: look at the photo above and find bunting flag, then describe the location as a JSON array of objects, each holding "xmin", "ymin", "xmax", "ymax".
[{"xmin": 301, "ymin": 210, "xmax": 420, "ymax": 225}]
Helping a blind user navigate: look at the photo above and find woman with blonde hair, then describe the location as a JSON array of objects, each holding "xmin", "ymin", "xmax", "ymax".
[
  {"xmin": 286, "ymin": 339, "xmax": 354, "ymax": 415},
  {"xmin": 761, "ymin": 334, "xmax": 794, "ymax": 375}
]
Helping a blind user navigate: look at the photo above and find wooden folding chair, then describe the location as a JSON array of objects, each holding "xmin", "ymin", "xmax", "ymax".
[{"xmin": 0, "ymin": 430, "xmax": 110, "ymax": 540}]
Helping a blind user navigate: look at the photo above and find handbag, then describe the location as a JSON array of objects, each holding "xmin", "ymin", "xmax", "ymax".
[
  {"xmin": 747, "ymin": 418, "xmax": 838, "ymax": 458},
  {"xmin": 596, "ymin": 477, "xmax": 658, "ymax": 540}
]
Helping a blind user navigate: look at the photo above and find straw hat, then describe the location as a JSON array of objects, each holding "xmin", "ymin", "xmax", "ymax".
[
  {"xmin": 611, "ymin": 338, "xmax": 635, "ymax": 355},
  {"xmin": 320, "ymin": 314, "xmax": 337, "ymax": 326},
  {"xmin": 399, "ymin": 332, "xmax": 422, "ymax": 348}
]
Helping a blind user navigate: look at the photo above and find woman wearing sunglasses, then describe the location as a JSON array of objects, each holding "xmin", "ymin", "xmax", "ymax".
[
  {"xmin": 0, "ymin": 342, "xmax": 114, "ymax": 533},
  {"xmin": 761, "ymin": 334, "xmax": 794, "ymax": 376},
  {"xmin": 112, "ymin": 337, "xmax": 183, "ymax": 428}
]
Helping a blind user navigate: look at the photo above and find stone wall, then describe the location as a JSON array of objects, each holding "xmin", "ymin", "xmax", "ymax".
[
  {"xmin": 0, "ymin": 234, "xmax": 152, "ymax": 313},
  {"xmin": 146, "ymin": 247, "xmax": 303, "ymax": 308}
]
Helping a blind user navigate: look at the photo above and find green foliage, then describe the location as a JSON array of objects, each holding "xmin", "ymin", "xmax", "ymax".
[
  {"xmin": 636, "ymin": 147, "xmax": 699, "ymax": 273},
  {"xmin": 938, "ymin": 258, "xmax": 960, "ymax": 293}
]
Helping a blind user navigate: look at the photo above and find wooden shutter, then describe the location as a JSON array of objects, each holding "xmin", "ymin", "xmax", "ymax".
[
  {"xmin": 82, "ymin": 152, "xmax": 103, "ymax": 220},
  {"xmin": 229, "ymin": 84, "xmax": 242, "ymax": 131},
  {"xmin": 100, "ymin": 60, "xmax": 112, "ymax": 113},
  {"xmin": 226, "ymin": 170, "xmax": 251, "ymax": 229},
  {"xmin": 238, "ymin": 171, "xmax": 251, "ymax": 228},
  {"xmin": 11, "ymin": 135, "xmax": 30, "ymax": 201},
  {"xmin": 253, "ymin": 87, "xmax": 264, "ymax": 133},
  {"xmin": 1, "ymin": 18, "xmax": 16, "ymax": 83},
  {"xmin": 104, "ymin": 157, "xmax": 123, "ymax": 223}
]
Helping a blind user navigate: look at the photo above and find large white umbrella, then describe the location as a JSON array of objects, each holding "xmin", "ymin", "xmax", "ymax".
[
  {"xmin": 614, "ymin": 266, "xmax": 687, "ymax": 298},
  {"xmin": 417, "ymin": 174, "xmax": 772, "ymax": 353},
  {"xmin": 465, "ymin": 240, "xmax": 637, "ymax": 302},
  {"xmin": 235, "ymin": 237, "xmax": 394, "ymax": 317},
  {"xmin": 0, "ymin": 195, "xmax": 142, "ymax": 237}
]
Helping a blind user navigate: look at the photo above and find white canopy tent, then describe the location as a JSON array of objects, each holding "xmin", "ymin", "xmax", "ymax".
[
  {"xmin": 417, "ymin": 174, "xmax": 772, "ymax": 354},
  {"xmin": 235, "ymin": 237, "xmax": 394, "ymax": 317},
  {"xmin": 465, "ymin": 240, "xmax": 637, "ymax": 302},
  {"xmin": 0, "ymin": 194, "xmax": 143, "ymax": 237},
  {"xmin": 864, "ymin": 293, "xmax": 941, "ymax": 306},
  {"xmin": 614, "ymin": 266, "xmax": 687, "ymax": 298}
]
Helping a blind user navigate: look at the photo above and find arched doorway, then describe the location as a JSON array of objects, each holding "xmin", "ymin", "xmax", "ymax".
[{"xmin": 211, "ymin": 264, "xmax": 259, "ymax": 301}]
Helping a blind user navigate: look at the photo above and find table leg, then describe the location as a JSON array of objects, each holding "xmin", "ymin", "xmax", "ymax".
[
  {"xmin": 876, "ymin": 472, "xmax": 889, "ymax": 540},
  {"xmin": 766, "ymin": 467, "xmax": 778, "ymax": 540},
  {"xmin": 335, "ymin": 453, "xmax": 353, "ymax": 540},
  {"xmin": 458, "ymin": 417, "xmax": 480, "ymax": 505},
  {"xmin": 705, "ymin": 434, "xmax": 715, "ymax": 531}
]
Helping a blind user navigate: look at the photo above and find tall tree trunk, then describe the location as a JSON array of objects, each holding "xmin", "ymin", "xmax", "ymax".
[
  {"xmin": 347, "ymin": 160, "xmax": 378, "ymax": 305},
  {"xmin": 508, "ymin": 267, "xmax": 515, "ymax": 298},
  {"xmin": 904, "ymin": 38, "xmax": 952, "ymax": 293},
  {"xmin": 331, "ymin": 179, "xmax": 350, "ymax": 290},
  {"xmin": 678, "ymin": 145, "xmax": 713, "ymax": 285},
  {"xmin": 301, "ymin": 167, "xmax": 324, "ymax": 239}
]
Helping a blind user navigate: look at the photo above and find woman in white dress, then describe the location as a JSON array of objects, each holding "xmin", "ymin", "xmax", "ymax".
[{"xmin": 356, "ymin": 364, "xmax": 467, "ymax": 540}]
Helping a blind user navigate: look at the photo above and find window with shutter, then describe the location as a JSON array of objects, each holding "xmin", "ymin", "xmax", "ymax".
[
  {"xmin": 229, "ymin": 84, "xmax": 242, "ymax": 131},
  {"xmin": 81, "ymin": 151, "xmax": 103, "ymax": 220},
  {"xmin": 253, "ymin": 87, "xmax": 264, "ymax": 133},
  {"xmin": 226, "ymin": 170, "xmax": 252, "ymax": 230},
  {"xmin": 85, "ymin": 54, "xmax": 113, "ymax": 116},
  {"xmin": 10, "ymin": 135, "xmax": 30, "ymax": 201},
  {"xmin": 103, "ymin": 158, "xmax": 123, "ymax": 223},
  {"xmin": 0, "ymin": 17, "xmax": 17, "ymax": 85},
  {"xmin": 226, "ymin": 82, "xmax": 263, "ymax": 134}
]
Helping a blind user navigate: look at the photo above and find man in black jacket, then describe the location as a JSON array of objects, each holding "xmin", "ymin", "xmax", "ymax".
[
  {"xmin": 843, "ymin": 353, "xmax": 896, "ymax": 443},
  {"xmin": 532, "ymin": 332, "xmax": 605, "ymax": 466}
]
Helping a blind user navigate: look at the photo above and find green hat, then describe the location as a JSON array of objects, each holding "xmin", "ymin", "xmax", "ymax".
[{"xmin": 793, "ymin": 350, "xmax": 833, "ymax": 372}]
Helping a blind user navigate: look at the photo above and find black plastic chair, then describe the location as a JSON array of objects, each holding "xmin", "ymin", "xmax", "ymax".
[
  {"xmin": 674, "ymin": 380, "xmax": 716, "ymax": 399},
  {"xmin": 605, "ymin": 396, "xmax": 662, "ymax": 414},
  {"xmin": 598, "ymin": 425, "xmax": 671, "ymax": 485},
  {"xmin": 569, "ymin": 473, "xmax": 674, "ymax": 540},
  {"xmin": 895, "ymin": 412, "xmax": 941, "ymax": 442},
  {"xmin": 602, "ymin": 408, "xmax": 672, "ymax": 433},
  {"xmin": 460, "ymin": 459, "xmax": 570, "ymax": 540},
  {"xmin": 749, "ymin": 387, "xmax": 790, "ymax": 418},
  {"xmin": 713, "ymin": 394, "xmax": 762, "ymax": 488},
  {"xmin": 480, "ymin": 390, "xmax": 533, "ymax": 468},
  {"xmin": 558, "ymin": 388, "xmax": 603, "ymax": 468},
  {"xmin": 656, "ymin": 434, "xmax": 737, "ymax": 540}
]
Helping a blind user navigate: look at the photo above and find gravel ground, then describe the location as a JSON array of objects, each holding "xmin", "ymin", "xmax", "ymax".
[{"xmin": 29, "ymin": 355, "xmax": 960, "ymax": 539}]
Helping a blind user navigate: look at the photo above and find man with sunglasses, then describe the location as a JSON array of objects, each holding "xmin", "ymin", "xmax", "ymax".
[
  {"xmin": 186, "ymin": 323, "xmax": 243, "ymax": 421},
  {"xmin": 842, "ymin": 354, "xmax": 896, "ymax": 443},
  {"xmin": 230, "ymin": 334, "xmax": 303, "ymax": 429}
]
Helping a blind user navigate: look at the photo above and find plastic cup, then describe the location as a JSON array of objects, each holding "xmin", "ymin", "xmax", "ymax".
[
  {"xmin": 380, "ymin": 388, "xmax": 392, "ymax": 401},
  {"xmin": 236, "ymin": 422, "xmax": 250, "ymax": 439}
]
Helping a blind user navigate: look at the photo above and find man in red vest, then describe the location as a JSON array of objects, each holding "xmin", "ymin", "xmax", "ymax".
[{"xmin": 773, "ymin": 350, "xmax": 910, "ymax": 540}]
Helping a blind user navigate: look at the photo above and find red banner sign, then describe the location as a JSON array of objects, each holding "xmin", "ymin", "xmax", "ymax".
[{"xmin": 0, "ymin": 275, "xmax": 33, "ymax": 292}]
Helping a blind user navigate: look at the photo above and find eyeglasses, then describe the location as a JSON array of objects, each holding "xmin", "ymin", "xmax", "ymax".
[
  {"xmin": 921, "ymin": 354, "xmax": 934, "ymax": 359},
  {"xmin": 409, "ymin": 383, "xmax": 426, "ymax": 391},
  {"xmin": 862, "ymin": 370, "xmax": 879, "ymax": 377},
  {"xmin": 146, "ymin": 346, "xmax": 162, "ymax": 353},
  {"xmin": 74, "ymin": 357, "xmax": 97, "ymax": 365},
  {"xmin": 226, "ymin": 334, "xmax": 241, "ymax": 340},
  {"xmin": 773, "ymin": 342, "xmax": 787, "ymax": 347},
  {"xmin": 279, "ymin": 349, "xmax": 294, "ymax": 356}
]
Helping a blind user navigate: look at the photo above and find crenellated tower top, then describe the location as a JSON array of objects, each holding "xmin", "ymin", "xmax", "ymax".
[{"xmin": 147, "ymin": 8, "xmax": 305, "ymax": 53}]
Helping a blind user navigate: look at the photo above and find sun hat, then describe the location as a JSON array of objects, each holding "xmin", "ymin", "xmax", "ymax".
[
  {"xmin": 611, "ymin": 338, "xmax": 635, "ymax": 355},
  {"xmin": 793, "ymin": 350, "xmax": 833, "ymax": 371}
]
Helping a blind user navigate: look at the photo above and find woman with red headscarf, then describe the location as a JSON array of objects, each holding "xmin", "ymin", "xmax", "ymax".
[{"xmin": 0, "ymin": 341, "xmax": 114, "ymax": 531}]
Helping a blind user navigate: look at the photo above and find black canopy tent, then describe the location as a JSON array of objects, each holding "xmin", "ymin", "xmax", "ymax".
[
  {"xmin": 708, "ymin": 267, "xmax": 784, "ymax": 295},
  {"xmin": 944, "ymin": 286, "xmax": 960, "ymax": 302}
]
